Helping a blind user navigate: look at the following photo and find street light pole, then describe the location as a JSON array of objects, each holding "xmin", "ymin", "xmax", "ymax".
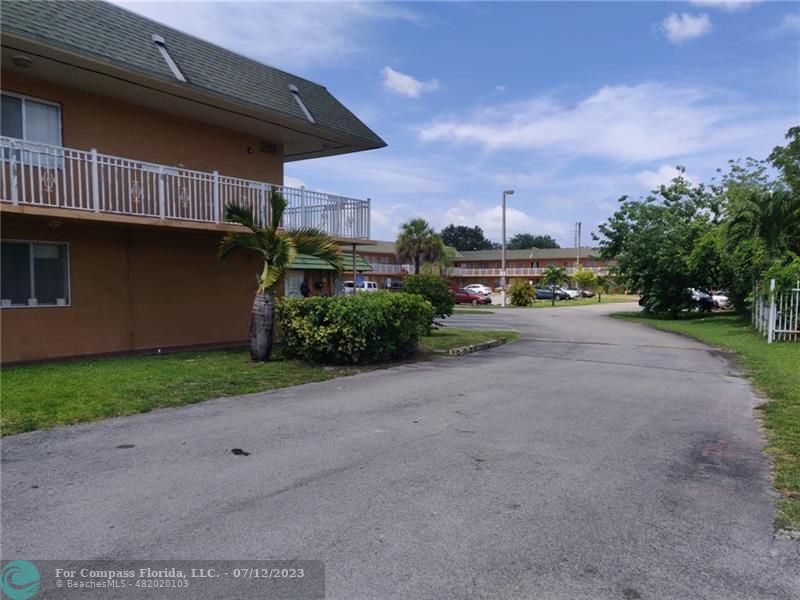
[{"xmin": 501, "ymin": 189, "xmax": 514, "ymax": 306}]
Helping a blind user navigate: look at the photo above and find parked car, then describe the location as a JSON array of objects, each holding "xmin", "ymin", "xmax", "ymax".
[
  {"xmin": 535, "ymin": 287, "xmax": 569, "ymax": 300},
  {"xmin": 384, "ymin": 280, "xmax": 405, "ymax": 292},
  {"xmin": 580, "ymin": 289, "xmax": 596, "ymax": 298},
  {"xmin": 562, "ymin": 288, "xmax": 582, "ymax": 299},
  {"xmin": 453, "ymin": 288, "xmax": 492, "ymax": 305},
  {"xmin": 343, "ymin": 281, "xmax": 379, "ymax": 294},
  {"xmin": 464, "ymin": 283, "xmax": 492, "ymax": 296},
  {"xmin": 689, "ymin": 288, "xmax": 715, "ymax": 312},
  {"xmin": 712, "ymin": 291, "xmax": 729, "ymax": 309}
]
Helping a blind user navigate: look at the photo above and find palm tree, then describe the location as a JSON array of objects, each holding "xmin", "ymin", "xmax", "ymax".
[
  {"xmin": 219, "ymin": 190, "xmax": 344, "ymax": 362},
  {"xmin": 397, "ymin": 218, "xmax": 444, "ymax": 274},
  {"xmin": 542, "ymin": 266, "xmax": 567, "ymax": 306},
  {"xmin": 725, "ymin": 189, "xmax": 800, "ymax": 257},
  {"xmin": 420, "ymin": 244, "xmax": 457, "ymax": 276},
  {"xmin": 594, "ymin": 275, "xmax": 612, "ymax": 303}
]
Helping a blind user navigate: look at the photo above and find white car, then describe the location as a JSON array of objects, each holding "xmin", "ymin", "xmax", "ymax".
[
  {"xmin": 464, "ymin": 284, "xmax": 492, "ymax": 296},
  {"xmin": 343, "ymin": 281, "xmax": 378, "ymax": 294},
  {"xmin": 712, "ymin": 292, "xmax": 729, "ymax": 309},
  {"xmin": 561, "ymin": 287, "xmax": 582, "ymax": 299}
]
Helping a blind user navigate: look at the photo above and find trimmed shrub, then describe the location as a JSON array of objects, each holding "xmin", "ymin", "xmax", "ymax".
[
  {"xmin": 402, "ymin": 274, "xmax": 455, "ymax": 321},
  {"xmin": 508, "ymin": 279, "xmax": 535, "ymax": 306},
  {"xmin": 276, "ymin": 292, "xmax": 434, "ymax": 364}
]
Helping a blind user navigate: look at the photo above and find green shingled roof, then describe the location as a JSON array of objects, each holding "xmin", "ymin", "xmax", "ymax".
[
  {"xmin": 291, "ymin": 254, "xmax": 371, "ymax": 272},
  {"xmin": 1, "ymin": 0, "xmax": 386, "ymax": 156}
]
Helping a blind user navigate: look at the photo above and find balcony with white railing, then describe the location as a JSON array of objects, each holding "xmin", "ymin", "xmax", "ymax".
[
  {"xmin": 0, "ymin": 136, "xmax": 371, "ymax": 239},
  {"xmin": 447, "ymin": 266, "xmax": 610, "ymax": 277},
  {"xmin": 367, "ymin": 262, "xmax": 414, "ymax": 275}
]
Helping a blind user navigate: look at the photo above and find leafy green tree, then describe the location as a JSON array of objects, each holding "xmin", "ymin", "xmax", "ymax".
[
  {"xmin": 402, "ymin": 274, "xmax": 454, "ymax": 323},
  {"xmin": 542, "ymin": 265, "xmax": 567, "ymax": 306},
  {"xmin": 572, "ymin": 268, "xmax": 597, "ymax": 295},
  {"xmin": 397, "ymin": 219, "xmax": 445, "ymax": 274},
  {"xmin": 219, "ymin": 191, "xmax": 343, "ymax": 361},
  {"xmin": 508, "ymin": 233, "xmax": 560, "ymax": 250},
  {"xmin": 508, "ymin": 279, "xmax": 535, "ymax": 306},
  {"xmin": 595, "ymin": 169, "xmax": 717, "ymax": 316},
  {"xmin": 441, "ymin": 224, "xmax": 494, "ymax": 251},
  {"xmin": 768, "ymin": 126, "xmax": 800, "ymax": 198}
]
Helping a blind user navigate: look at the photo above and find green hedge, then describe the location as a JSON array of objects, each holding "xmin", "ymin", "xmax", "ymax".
[
  {"xmin": 402, "ymin": 275, "xmax": 455, "ymax": 321},
  {"xmin": 276, "ymin": 292, "xmax": 435, "ymax": 364}
]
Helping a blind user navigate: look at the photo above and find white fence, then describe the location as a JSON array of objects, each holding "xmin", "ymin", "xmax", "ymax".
[
  {"xmin": 0, "ymin": 136, "xmax": 370, "ymax": 239},
  {"xmin": 752, "ymin": 279, "xmax": 800, "ymax": 343}
]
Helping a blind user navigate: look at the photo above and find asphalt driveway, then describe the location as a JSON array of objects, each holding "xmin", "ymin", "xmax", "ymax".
[{"xmin": 2, "ymin": 303, "xmax": 798, "ymax": 599}]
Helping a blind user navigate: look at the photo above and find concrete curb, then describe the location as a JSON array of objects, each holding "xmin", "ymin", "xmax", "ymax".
[{"xmin": 447, "ymin": 337, "xmax": 508, "ymax": 356}]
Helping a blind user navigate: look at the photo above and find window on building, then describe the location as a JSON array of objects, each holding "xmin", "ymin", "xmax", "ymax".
[
  {"xmin": 1, "ymin": 93, "xmax": 63, "ymax": 167},
  {"xmin": 1, "ymin": 93, "xmax": 62, "ymax": 146},
  {"xmin": 1, "ymin": 241, "xmax": 69, "ymax": 307}
]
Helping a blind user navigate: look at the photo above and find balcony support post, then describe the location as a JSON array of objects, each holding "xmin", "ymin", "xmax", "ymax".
[
  {"xmin": 10, "ymin": 139, "xmax": 18, "ymax": 205},
  {"xmin": 158, "ymin": 167, "xmax": 166, "ymax": 219},
  {"xmin": 212, "ymin": 170, "xmax": 220, "ymax": 223},
  {"xmin": 90, "ymin": 148, "xmax": 100, "ymax": 213}
]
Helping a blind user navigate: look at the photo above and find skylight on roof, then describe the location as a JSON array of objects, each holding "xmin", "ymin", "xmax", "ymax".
[
  {"xmin": 151, "ymin": 34, "xmax": 187, "ymax": 83},
  {"xmin": 288, "ymin": 84, "xmax": 316, "ymax": 124}
]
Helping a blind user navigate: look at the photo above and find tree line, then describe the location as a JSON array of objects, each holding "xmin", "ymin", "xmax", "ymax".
[{"xmin": 595, "ymin": 126, "xmax": 800, "ymax": 316}]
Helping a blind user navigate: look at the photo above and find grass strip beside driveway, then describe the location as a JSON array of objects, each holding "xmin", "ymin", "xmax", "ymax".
[
  {"xmin": 614, "ymin": 312, "xmax": 800, "ymax": 532},
  {"xmin": 1, "ymin": 329, "xmax": 517, "ymax": 436},
  {"xmin": 419, "ymin": 328, "xmax": 519, "ymax": 353}
]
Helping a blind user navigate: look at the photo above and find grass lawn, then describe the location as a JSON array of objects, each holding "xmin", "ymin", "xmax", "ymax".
[
  {"xmin": 615, "ymin": 311, "xmax": 800, "ymax": 532},
  {"xmin": 418, "ymin": 328, "xmax": 519, "ymax": 352},
  {"xmin": 1, "ymin": 328, "xmax": 517, "ymax": 436}
]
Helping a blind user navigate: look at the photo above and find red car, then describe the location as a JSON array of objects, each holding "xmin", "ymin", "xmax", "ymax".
[{"xmin": 452, "ymin": 288, "xmax": 492, "ymax": 305}]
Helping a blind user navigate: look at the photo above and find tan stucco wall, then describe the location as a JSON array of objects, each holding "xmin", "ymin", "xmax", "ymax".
[
  {"xmin": 1, "ymin": 214, "xmax": 259, "ymax": 362},
  {"xmin": 2, "ymin": 71, "xmax": 283, "ymax": 183}
]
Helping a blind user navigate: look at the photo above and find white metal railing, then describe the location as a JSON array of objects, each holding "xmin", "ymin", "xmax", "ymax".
[
  {"xmin": 753, "ymin": 279, "xmax": 800, "ymax": 343},
  {"xmin": 367, "ymin": 263, "xmax": 413, "ymax": 274},
  {"xmin": 0, "ymin": 136, "xmax": 370, "ymax": 239},
  {"xmin": 447, "ymin": 266, "xmax": 609, "ymax": 277}
]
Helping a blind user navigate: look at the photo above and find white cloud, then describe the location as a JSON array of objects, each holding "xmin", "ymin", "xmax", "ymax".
[
  {"xmin": 418, "ymin": 82, "xmax": 791, "ymax": 163},
  {"xmin": 381, "ymin": 67, "xmax": 440, "ymax": 98},
  {"xmin": 661, "ymin": 13, "xmax": 712, "ymax": 44},
  {"xmin": 775, "ymin": 14, "xmax": 800, "ymax": 36},
  {"xmin": 634, "ymin": 165, "xmax": 698, "ymax": 190},
  {"xmin": 429, "ymin": 199, "xmax": 572, "ymax": 242},
  {"xmin": 283, "ymin": 175, "xmax": 307, "ymax": 190},
  {"xmin": 689, "ymin": 0, "xmax": 761, "ymax": 11},
  {"xmin": 114, "ymin": 1, "xmax": 419, "ymax": 70}
]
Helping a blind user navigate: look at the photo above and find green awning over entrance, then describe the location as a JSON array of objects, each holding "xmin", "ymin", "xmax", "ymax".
[{"xmin": 291, "ymin": 253, "xmax": 372, "ymax": 272}]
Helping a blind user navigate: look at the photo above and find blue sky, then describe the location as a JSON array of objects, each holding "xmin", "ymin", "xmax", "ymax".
[{"xmin": 119, "ymin": 1, "xmax": 798, "ymax": 245}]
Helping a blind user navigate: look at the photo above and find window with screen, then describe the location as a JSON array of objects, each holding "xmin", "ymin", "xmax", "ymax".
[{"xmin": 1, "ymin": 241, "xmax": 69, "ymax": 307}]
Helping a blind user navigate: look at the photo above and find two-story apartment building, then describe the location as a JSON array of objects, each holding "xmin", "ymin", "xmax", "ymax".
[
  {"xmin": 449, "ymin": 247, "xmax": 614, "ymax": 289},
  {"xmin": 347, "ymin": 242, "xmax": 612, "ymax": 289},
  {"xmin": 355, "ymin": 240, "xmax": 413, "ymax": 288},
  {"xmin": 0, "ymin": 1, "xmax": 385, "ymax": 362}
]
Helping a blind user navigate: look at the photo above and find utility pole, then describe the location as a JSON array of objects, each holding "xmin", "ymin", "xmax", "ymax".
[{"xmin": 576, "ymin": 221, "xmax": 581, "ymax": 266}]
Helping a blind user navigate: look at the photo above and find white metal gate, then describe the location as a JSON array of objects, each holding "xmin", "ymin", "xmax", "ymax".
[{"xmin": 752, "ymin": 279, "xmax": 800, "ymax": 343}]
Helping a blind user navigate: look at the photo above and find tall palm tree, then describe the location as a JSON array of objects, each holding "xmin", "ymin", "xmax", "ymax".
[
  {"xmin": 542, "ymin": 265, "xmax": 567, "ymax": 306},
  {"xmin": 219, "ymin": 190, "xmax": 344, "ymax": 362},
  {"xmin": 397, "ymin": 218, "xmax": 444, "ymax": 274},
  {"xmin": 420, "ymin": 244, "xmax": 457, "ymax": 276}
]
